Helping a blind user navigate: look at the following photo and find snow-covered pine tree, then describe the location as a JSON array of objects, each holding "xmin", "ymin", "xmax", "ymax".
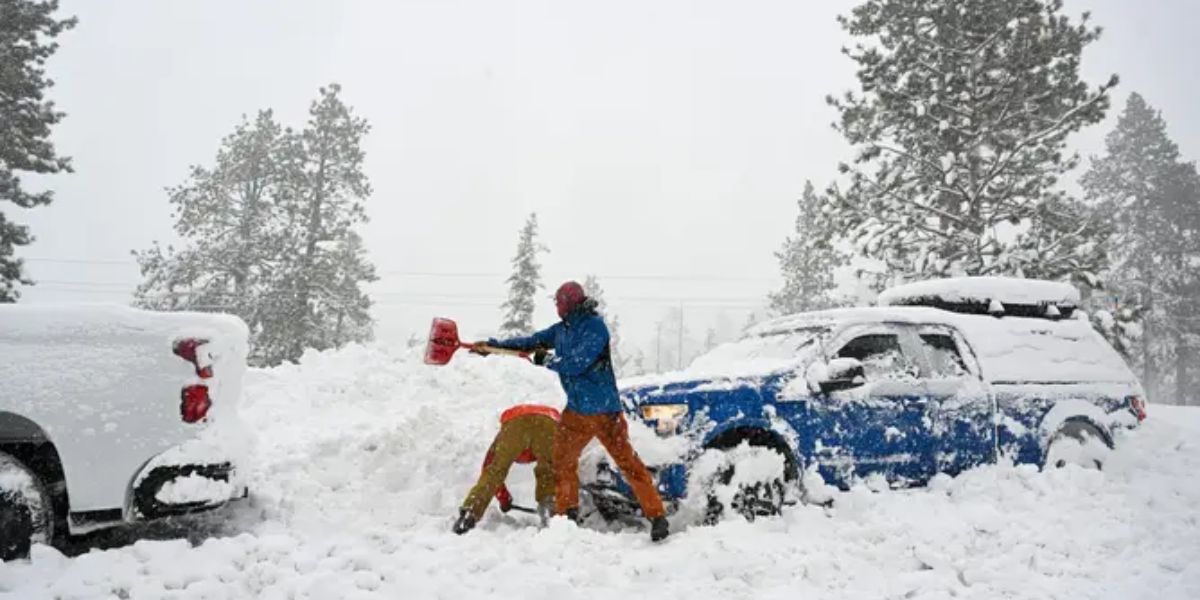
[
  {"xmin": 500, "ymin": 213, "xmax": 546, "ymax": 336},
  {"xmin": 135, "ymin": 86, "xmax": 377, "ymax": 367},
  {"xmin": 134, "ymin": 111, "xmax": 286, "ymax": 329},
  {"xmin": 625, "ymin": 349, "xmax": 647, "ymax": 377},
  {"xmin": 582, "ymin": 274, "xmax": 605, "ymax": 308},
  {"xmin": 827, "ymin": 0, "xmax": 1117, "ymax": 288},
  {"xmin": 0, "ymin": 0, "xmax": 75, "ymax": 301},
  {"xmin": 272, "ymin": 84, "xmax": 375, "ymax": 364},
  {"xmin": 1164, "ymin": 166, "xmax": 1200, "ymax": 405},
  {"xmin": 769, "ymin": 181, "xmax": 846, "ymax": 314},
  {"xmin": 307, "ymin": 232, "xmax": 377, "ymax": 350},
  {"xmin": 655, "ymin": 306, "xmax": 696, "ymax": 370},
  {"xmin": 1082, "ymin": 93, "xmax": 1200, "ymax": 404},
  {"xmin": 583, "ymin": 274, "xmax": 626, "ymax": 371}
]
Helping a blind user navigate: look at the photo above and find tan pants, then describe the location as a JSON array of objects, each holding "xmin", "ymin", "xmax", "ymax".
[
  {"xmin": 553, "ymin": 410, "xmax": 665, "ymax": 519},
  {"xmin": 461, "ymin": 415, "xmax": 556, "ymax": 519}
]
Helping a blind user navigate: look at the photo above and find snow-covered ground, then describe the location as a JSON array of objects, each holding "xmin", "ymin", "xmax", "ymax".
[{"xmin": 3, "ymin": 345, "xmax": 1199, "ymax": 599}]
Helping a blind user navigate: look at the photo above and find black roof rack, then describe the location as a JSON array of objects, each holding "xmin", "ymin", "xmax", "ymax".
[{"xmin": 888, "ymin": 296, "xmax": 1076, "ymax": 320}]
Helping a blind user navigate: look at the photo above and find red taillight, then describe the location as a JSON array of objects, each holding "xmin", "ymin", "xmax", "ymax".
[
  {"xmin": 181, "ymin": 385, "xmax": 212, "ymax": 423},
  {"xmin": 173, "ymin": 338, "xmax": 213, "ymax": 379},
  {"xmin": 1128, "ymin": 395, "xmax": 1147, "ymax": 422}
]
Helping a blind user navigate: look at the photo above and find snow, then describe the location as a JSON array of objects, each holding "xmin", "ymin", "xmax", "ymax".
[
  {"xmin": 751, "ymin": 305, "xmax": 952, "ymax": 337},
  {"xmin": 953, "ymin": 317, "xmax": 1137, "ymax": 385},
  {"xmin": 154, "ymin": 474, "xmax": 236, "ymax": 506},
  {"xmin": 623, "ymin": 327, "xmax": 826, "ymax": 389},
  {"xmin": 0, "ymin": 461, "xmax": 40, "ymax": 503},
  {"xmin": 801, "ymin": 357, "xmax": 864, "ymax": 394},
  {"xmin": 750, "ymin": 303, "xmax": 1135, "ymax": 387},
  {"xmin": 878, "ymin": 276, "xmax": 1081, "ymax": 308},
  {"xmin": 2, "ymin": 345, "xmax": 1199, "ymax": 599}
]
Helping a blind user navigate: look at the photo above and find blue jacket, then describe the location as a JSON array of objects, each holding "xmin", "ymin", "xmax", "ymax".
[{"xmin": 491, "ymin": 307, "xmax": 620, "ymax": 415}]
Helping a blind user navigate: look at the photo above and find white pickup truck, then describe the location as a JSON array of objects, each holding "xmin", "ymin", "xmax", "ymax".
[{"xmin": 0, "ymin": 305, "xmax": 252, "ymax": 560}]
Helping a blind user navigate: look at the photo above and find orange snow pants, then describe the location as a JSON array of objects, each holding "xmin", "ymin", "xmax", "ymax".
[{"xmin": 553, "ymin": 409, "xmax": 665, "ymax": 519}]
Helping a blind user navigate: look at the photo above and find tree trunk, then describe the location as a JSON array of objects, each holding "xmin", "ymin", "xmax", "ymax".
[
  {"xmin": 1142, "ymin": 275, "xmax": 1156, "ymax": 402},
  {"xmin": 291, "ymin": 154, "xmax": 327, "ymax": 361},
  {"xmin": 1177, "ymin": 331, "xmax": 1191, "ymax": 406}
]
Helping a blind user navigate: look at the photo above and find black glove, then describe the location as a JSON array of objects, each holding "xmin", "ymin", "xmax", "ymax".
[{"xmin": 533, "ymin": 349, "xmax": 549, "ymax": 366}]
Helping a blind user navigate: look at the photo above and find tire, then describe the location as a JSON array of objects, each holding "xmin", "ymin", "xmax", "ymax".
[
  {"xmin": 1042, "ymin": 421, "xmax": 1112, "ymax": 471},
  {"xmin": 0, "ymin": 452, "xmax": 54, "ymax": 561},
  {"xmin": 703, "ymin": 444, "xmax": 790, "ymax": 525}
]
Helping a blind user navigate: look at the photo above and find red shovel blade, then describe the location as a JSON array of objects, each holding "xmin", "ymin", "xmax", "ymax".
[{"xmin": 425, "ymin": 317, "xmax": 463, "ymax": 365}]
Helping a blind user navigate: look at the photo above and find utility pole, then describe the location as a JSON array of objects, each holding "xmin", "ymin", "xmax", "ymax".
[
  {"xmin": 677, "ymin": 302, "xmax": 684, "ymax": 370},
  {"xmin": 655, "ymin": 321, "xmax": 663, "ymax": 372}
]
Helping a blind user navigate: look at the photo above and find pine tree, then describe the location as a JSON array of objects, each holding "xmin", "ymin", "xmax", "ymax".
[
  {"xmin": 500, "ymin": 213, "xmax": 546, "ymax": 336},
  {"xmin": 770, "ymin": 181, "xmax": 846, "ymax": 314},
  {"xmin": 655, "ymin": 306, "xmax": 695, "ymax": 370},
  {"xmin": 625, "ymin": 349, "xmax": 647, "ymax": 377},
  {"xmin": 583, "ymin": 274, "xmax": 625, "ymax": 371},
  {"xmin": 274, "ymin": 84, "xmax": 375, "ymax": 363},
  {"xmin": 134, "ymin": 86, "xmax": 377, "ymax": 366},
  {"xmin": 1082, "ymin": 93, "xmax": 1200, "ymax": 404},
  {"xmin": 134, "ymin": 110, "xmax": 286, "ymax": 324},
  {"xmin": 827, "ymin": 0, "xmax": 1117, "ymax": 288},
  {"xmin": 299, "ymin": 232, "xmax": 377, "ymax": 350},
  {"xmin": 582, "ymin": 274, "xmax": 606, "ymax": 309},
  {"xmin": 0, "ymin": 0, "xmax": 75, "ymax": 301}
]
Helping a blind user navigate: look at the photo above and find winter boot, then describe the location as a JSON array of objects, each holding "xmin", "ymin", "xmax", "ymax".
[
  {"xmin": 650, "ymin": 516, "xmax": 669, "ymax": 542},
  {"xmin": 564, "ymin": 507, "xmax": 581, "ymax": 524},
  {"xmin": 452, "ymin": 510, "xmax": 476, "ymax": 535}
]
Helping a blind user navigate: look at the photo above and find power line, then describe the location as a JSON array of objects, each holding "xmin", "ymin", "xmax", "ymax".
[
  {"xmin": 27, "ymin": 285, "xmax": 766, "ymax": 309},
  {"xmin": 23, "ymin": 257, "xmax": 135, "ymax": 266},
  {"xmin": 35, "ymin": 279, "xmax": 138, "ymax": 288},
  {"xmin": 29, "ymin": 284, "xmax": 766, "ymax": 303},
  {"xmin": 21, "ymin": 257, "xmax": 777, "ymax": 283}
]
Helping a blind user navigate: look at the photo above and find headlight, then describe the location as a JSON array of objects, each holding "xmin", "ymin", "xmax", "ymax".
[{"xmin": 641, "ymin": 404, "xmax": 688, "ymax": 435}]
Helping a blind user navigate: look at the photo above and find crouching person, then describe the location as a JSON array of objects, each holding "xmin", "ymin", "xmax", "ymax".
[{"xmin": 453, "ymin": 404, "xmax": 560, "ymax": 535}]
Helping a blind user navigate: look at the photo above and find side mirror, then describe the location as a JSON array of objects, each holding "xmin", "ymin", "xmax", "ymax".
[{"xmin": 806, "ymin": 358, "xmax": 866, "ymax": 394}]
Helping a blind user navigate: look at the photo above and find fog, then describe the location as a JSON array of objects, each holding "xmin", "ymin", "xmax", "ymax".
[{"xmin": 18, "ymin": 0, "xmax": 1200, "ymax": 360}]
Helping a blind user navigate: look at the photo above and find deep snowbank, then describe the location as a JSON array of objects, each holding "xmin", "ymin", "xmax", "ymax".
[{"xmin": 2, "ymin": 344, "xmax": 1199, "ymax": 599}]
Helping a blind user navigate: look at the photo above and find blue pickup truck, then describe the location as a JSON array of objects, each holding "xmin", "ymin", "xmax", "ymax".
[{"xmin": 586, "ymin": 278, "xmax": 1146, "ymax": 522}]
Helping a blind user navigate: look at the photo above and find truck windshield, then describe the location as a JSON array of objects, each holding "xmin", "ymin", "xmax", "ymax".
[{"xmin": 687, "ymin": 327, "xmax": 828, "ymax": 377}]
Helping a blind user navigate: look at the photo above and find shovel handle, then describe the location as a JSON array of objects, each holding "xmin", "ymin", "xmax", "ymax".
[{"xmin": 469, "ymin": 344, "xmax": 530, "ymax": 359}]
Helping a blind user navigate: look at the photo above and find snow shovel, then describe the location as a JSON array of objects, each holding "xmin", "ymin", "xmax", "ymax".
[{"xmin": 424, "ymin": 318, "xmax": 530, "ymax": 365}]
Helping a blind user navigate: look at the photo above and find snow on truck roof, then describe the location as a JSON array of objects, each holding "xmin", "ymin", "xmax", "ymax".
[
  {"xmin": 741, "ymin": 278, "xmax": 1135, "ymax": 386},
  {"xmin": 748, "ymin": 306, "xmax": 959, "ymax": 336},
  {"xmin": 0, "ymin": 304, "xmax": 248, "ymax": 343},
  {"xmin": 878, "ymin": 276, "xmax": 1080, "ymax": 311}
]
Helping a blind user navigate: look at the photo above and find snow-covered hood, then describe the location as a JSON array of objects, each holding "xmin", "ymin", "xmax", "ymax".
[
  {"xmin": 621, "ymin": 374, "xmax": 774, "ymax": 407},
  {"xmin": 620, "ymin": 326, "xmax": 826, "ymax": 404}
]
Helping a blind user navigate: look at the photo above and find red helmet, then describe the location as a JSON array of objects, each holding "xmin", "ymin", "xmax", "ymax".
[{"xmin": 554, "ymin": 281, "xmax": 587, "ymax": 319}]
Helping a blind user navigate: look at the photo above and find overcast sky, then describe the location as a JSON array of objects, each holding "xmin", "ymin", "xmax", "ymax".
[{"xmin": 15, "ymin": 0, "xmax": 1200, "ymax": 360}]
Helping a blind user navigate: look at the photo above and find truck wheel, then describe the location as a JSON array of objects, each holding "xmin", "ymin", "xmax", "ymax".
[
  {"xmin": 703, "ymin": 444, "xmax": 789, "ymax": 525},
  {"xmin": 0, "ymin": 453, "xmax": 54, "ymax": 561},
  {"xmin": 1043, "ymin": 421, "xmax": 1112, "ymax": 470}
]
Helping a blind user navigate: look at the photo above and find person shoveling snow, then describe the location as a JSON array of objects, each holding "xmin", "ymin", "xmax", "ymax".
[
  {"xmin": 478, "ymin": 281, "xmax": 670, "ymax": 542},
  {"xmin": 454, "ymin": 404, "xmax": 560, "ymax": 535}
]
